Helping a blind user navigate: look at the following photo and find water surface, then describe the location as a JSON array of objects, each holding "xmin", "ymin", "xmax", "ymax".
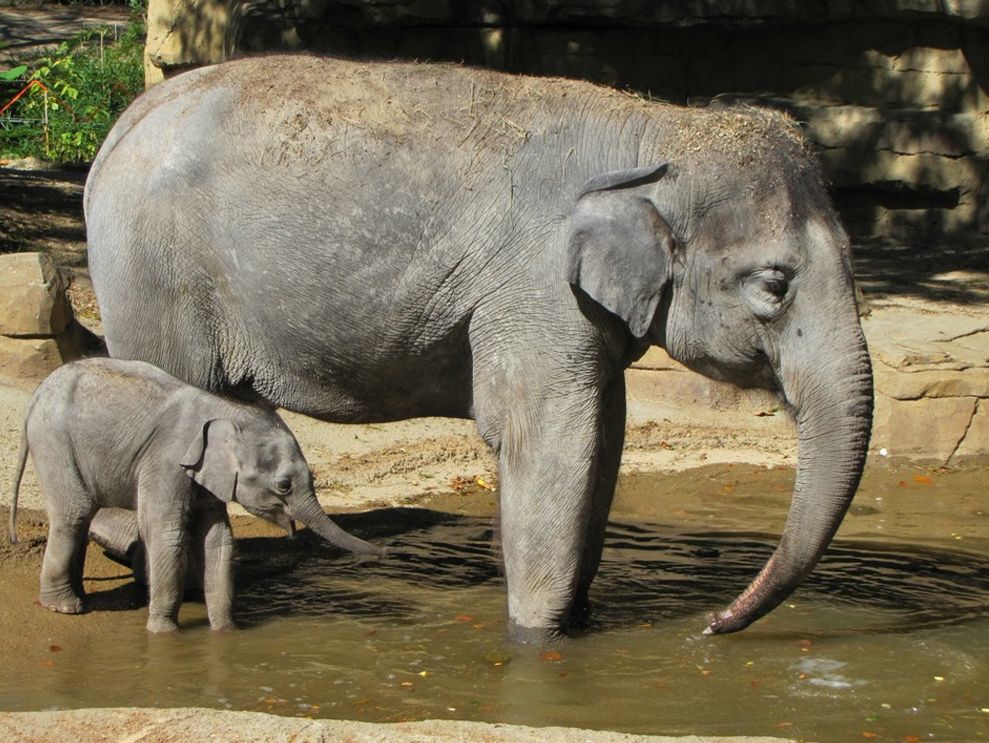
[{"xmin": 2, "ymin": 463, "xmax": 987, "ymax": 740}]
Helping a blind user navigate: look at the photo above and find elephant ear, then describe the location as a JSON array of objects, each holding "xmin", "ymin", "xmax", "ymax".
[
  {"xmin": 180, "ymin": 419, "xmax": 241, "ymax": 503},
  {"xmin": 566, "ymin": 163, "xmax": 675, "ymax": 338}
]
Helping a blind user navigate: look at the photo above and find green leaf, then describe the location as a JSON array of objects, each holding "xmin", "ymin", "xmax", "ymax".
[{"xmin": 0, "ymin": 65, "xmax": 28, "ymax": 81}]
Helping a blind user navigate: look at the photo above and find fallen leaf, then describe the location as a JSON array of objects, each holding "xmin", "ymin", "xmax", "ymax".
[
  {"xmin": 40, "ymin": 659, "xmax": 55, "ymax": 668},
  {"xmin": 475, "ymin": 477, "xmax": 495, "ymax": 491},
  {"xmin": 472, "ymin": 623, "xmax": 486, "ymax": 629},
  {"xmin": 48, "ymin": 644, "xmax": 62, "ymax": 652},
  {"xmin": 914, "ymin": 474, "xmax": 934, "ymax": 485},
  {"xmin": 484, "ymin": 649, "xmax": 511, "ymax": 666},
  {"xmin": 454, "ymin": 614, "xmax": 473, "ymax": 623},
  {"xmin": 774, "ymin": 722, "xmax": 793, "ymax": 729},
  {"xmin": 903, "ymin": 736, "xmax": 921, "ymax": 743},
  {"xmin": 400, "ymin": 681, "xmax": 414, "ymax": 689},
  {"xmin": 539, "ymin": 650, "xmax": 563, "ymax": 662},
  {"xmin": 861, "ymin": 732, "xmax": 879, "ymax": 740}
]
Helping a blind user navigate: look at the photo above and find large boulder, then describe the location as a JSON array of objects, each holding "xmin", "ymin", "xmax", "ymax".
[
  {"xmin": 0, "ymin": 252, "xmax": 82, "ymax": 379},
  {"xmin": 0, "ymin": 251, "xmax": 72, "ymax": 337}
]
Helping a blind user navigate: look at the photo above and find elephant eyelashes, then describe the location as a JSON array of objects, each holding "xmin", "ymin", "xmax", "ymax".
[{"xmin": 273, "ymin": 478, "xmax": 292, "ymax": 495}]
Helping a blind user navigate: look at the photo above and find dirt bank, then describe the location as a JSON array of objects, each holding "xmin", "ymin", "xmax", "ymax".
[{"xmin": 0, "ymin": 707, "xmax": 790, "ymax": 742}]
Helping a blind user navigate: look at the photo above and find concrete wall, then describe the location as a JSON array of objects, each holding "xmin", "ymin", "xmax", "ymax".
[{"xmin": 144, "ymin": 0, "xmax": 989, "ymax": 243}]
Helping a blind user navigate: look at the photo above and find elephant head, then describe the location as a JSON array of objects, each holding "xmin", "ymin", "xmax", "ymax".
[
  {"xmin": 566, "ymin": 111, "xmax": 873, "ymax": 634},
  {"xmin": 182, "ymin": 415, "xmax": 385, "ymax": 556}
]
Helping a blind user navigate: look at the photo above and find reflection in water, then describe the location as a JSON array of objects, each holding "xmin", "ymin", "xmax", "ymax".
[{"xmin": 2, "ymin": 466, "xmax": 989, "ymax": 741}]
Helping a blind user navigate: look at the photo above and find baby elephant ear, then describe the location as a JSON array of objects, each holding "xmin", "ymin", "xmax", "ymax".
[
  {"xmin": 565, "ymin": 164, "xmax": 676, "ymax": 338},
  {"xmin": 180, "ymin": 419, "xmax": 241, "ymax": 502}
]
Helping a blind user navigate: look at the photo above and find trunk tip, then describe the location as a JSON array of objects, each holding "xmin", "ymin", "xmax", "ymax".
[
  {"xmin": 705, "ymin": 608, "xmax": 754, "ymax": 635},
  {"xmin": 367, "ymin": 543, "xmax": 389, "ymax": 557}
]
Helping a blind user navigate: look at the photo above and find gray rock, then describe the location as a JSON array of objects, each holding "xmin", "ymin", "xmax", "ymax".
[{"xmin": 0, "ymin": 252, "xmax": 71, "ymax": 337}]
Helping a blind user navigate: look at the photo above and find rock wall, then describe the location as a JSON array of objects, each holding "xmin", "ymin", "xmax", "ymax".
[{"xmin": 145, "ymin": 0, "xmax": 989, "ymax": 243}]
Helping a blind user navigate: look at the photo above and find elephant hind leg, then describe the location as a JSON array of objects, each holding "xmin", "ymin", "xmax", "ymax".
[
  {"xmin": 36, "ymin": 453, "xmax": 95, "ymax": 614},
  {"xmin": 40, "ymin": 514, "xmax": 92, "ymax": 614}
]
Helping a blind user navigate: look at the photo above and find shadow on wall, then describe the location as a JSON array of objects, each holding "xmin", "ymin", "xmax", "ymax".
[{"xmin": 147, "ymin": 1, "xmax": 989, "ymax": 301}]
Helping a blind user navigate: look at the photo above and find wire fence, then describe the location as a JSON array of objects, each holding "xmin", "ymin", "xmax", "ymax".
[{"xmin": 0, "ymin": 19, "xmax": 143, "ymax": 163}]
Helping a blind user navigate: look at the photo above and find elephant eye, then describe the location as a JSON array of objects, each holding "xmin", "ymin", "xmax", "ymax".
[
  {"xmin": 742, "ymin": 267, "xmax": 791, "ymax": 321},
  {"xmin": 272, "ymin": 478, "xmax": 292, "ymax": 496},
  {"xmin": 761, "ymin": 270, "xmax": 789, "ymax": 300}
]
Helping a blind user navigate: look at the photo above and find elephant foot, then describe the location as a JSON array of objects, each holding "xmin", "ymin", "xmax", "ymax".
[
  {"xmin": 39, "ymin": 589, "xmax": 86, "ymax": 615},
  {"xmin": 146, "ymin": 614, "xmax": 180, "ymax": 633},
  {"xmin": 506, "ymin": 619, "xmax": 565, "ymax": 645},
  {"xmin": 209, "ymin": 619, "xmax": 238, "ymax": 632}
]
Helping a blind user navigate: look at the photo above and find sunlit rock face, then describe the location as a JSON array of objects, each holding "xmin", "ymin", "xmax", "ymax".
[{"xmin": 145, "ymin": 0, "xmax": 988, "ymax": 243}]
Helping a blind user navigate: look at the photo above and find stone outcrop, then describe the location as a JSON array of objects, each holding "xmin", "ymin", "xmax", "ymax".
[
  {"xmin": 0, "ymin": 252, "xmax": 81, "ymax": 378},
  {"xmin": 144, "ymin": 0, "xmax": 989, "ymax": 243},
  {"xmin": 626, "ymin": 300, "xmax": 989, "ymax": 465},
  {"xmin": 865, "ymin": 306, "xmax": 989, "ymax": 463}
]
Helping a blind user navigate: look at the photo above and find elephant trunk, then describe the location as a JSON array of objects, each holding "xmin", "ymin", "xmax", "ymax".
[
  {"xmin": 706, "ymin": 319, "xmax": 873, "ymax": 635},
  {"xmin": 286, "ymin": 495, "xmax": 386, "ymax": 556}
]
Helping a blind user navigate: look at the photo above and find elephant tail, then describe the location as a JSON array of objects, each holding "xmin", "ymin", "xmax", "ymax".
[{"xmin": 9, "ymin": 421, "xmax": 29, "ymax": 545}]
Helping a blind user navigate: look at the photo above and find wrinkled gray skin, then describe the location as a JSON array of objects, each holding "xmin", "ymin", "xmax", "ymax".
[
  {"xmin": 85, "ymin": 57, "xmax": 873, "ymax": 641},
  {"xmin": 8, "ymin": 357, "xmax": 382, "ymax": 632}
]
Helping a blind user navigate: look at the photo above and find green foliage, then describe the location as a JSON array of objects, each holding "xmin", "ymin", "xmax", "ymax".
[
  {"xmin": 0, "ymin": 11, "xmax": 145, "ymax": 164},
  {"xmin": 0, "ymin": 66, "xmax": 28, "ymax": 82}
]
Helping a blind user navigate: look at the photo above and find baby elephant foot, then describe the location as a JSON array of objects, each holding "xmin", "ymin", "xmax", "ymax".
[
  {"xmin": 146, "ymin": 614, "xmax": 180, "ymax": 633},
  {"xmin": 210, "ymin": 618, "xmax": 238, "ymax": 632},
  {"xmin": 39, "ymin": 588, "xmax": 86, "ymax": 615}
]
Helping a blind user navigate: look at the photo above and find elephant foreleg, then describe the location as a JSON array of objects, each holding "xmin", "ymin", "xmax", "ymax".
[
  {"xmin": 572, "ymin": 374, "xmax": 626, "ymax": 625},
  {"xmin": 486, "ymin": 389, "xmax": 604, "ymax": 643},
  {"xmin": 139, "ymin": 481, "xmax": 190, "ymax": 633},
  {"xmin": 192, "ymin": 503, "xmax": 236, "ymax": 631}
]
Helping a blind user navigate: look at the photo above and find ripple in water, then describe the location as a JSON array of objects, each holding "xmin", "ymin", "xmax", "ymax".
[{"xmin": 3, "ymin": 507, "xmax": 987, "ymax": 741}]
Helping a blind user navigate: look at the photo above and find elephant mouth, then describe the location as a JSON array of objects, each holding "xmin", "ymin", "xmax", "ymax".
[{"xmin": 244, "ymin": 506, "xmax": 296, "ymax": 537}]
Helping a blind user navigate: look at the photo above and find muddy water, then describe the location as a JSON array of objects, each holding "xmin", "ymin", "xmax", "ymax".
[{"xmin": 2, "ymin": 464, "xmax": 988, "ymax": 740}]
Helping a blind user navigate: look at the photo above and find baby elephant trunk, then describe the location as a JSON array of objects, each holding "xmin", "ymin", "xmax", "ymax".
[{"xmin": 286, "ymin": 497, "xmax": 386, "ymax": 556}]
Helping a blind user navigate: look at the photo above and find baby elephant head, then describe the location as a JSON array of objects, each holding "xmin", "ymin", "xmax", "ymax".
[{"xmin": 181, "ymin": 416, "xmax": 384, "ymax": 555}]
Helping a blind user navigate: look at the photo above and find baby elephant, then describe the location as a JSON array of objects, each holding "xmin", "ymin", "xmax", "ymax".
[{"xmin": 9, "ymin": 357, "xmax": 383, "ymax": 632}]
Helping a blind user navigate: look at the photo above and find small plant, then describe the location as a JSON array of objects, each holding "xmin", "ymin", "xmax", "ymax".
[{"xmin": 0, "ymin": 7, "xmax": 146, "ymax": 164}]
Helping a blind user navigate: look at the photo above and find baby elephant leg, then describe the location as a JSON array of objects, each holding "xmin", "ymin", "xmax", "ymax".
[
  {"xmin": 191, "ymin": 503, "xmax": 236, "ymax": 631},
  {"xmin": 139, "ymin": 480, "xmax": 190, "ymax": 633},
  {"xmin": 40, "ymin": 516, "xmax": 91, "ymax": 613},
  {"xmin": 36, "ymin": 449, "xmax": 94, "ymax": 614}
]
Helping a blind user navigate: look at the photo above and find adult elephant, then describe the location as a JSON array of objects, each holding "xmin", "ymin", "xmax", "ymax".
[{"xmin": 85, "ymin": 56, "xmax": 873, "ymax": 642}]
